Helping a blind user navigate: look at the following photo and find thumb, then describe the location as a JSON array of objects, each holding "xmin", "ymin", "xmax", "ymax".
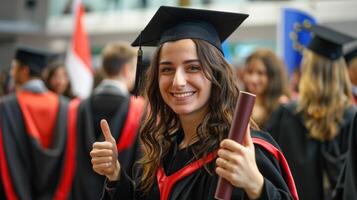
[
  {"xmin": 101, "ymin": 119, "xmax": 116, "ymax": 144},
  {"xmin": 242, "ymin": 123, "xmax": 254, "ymax": 148}
]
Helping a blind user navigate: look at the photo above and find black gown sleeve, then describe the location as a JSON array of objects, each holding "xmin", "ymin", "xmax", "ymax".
[{"xmin": 101, "ymin": 169, "xmax": 136, "ymax": 200}]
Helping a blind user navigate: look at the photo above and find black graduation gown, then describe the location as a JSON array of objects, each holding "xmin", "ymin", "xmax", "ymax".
[
  {"xmin": 102, "ymin": 130, "xmax": 295, "ymax": 200},
  {"xmin": 70, "ymin": 84, "xmax": 143, "ymax": 200},
  {"xmin": 333, "ymin": 113, "xmax": 357, "ymax": 200},
  {"xmin": 0, "ymin": 81, "xmax": 72, "ymax": 200},
  {"xmin": 265, "ymin": 101, "xmax": 357, "ymax": 200}
]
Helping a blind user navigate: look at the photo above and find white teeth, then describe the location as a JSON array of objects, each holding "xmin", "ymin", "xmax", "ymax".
[{"xmin": 172, "ymin": 92, "xmax": 194, "ymax": 98}]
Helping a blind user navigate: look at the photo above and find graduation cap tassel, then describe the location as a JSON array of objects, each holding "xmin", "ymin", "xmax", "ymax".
[{"xmin": 133, "ymin": 32, "xmax": 144, "ymax": 96}]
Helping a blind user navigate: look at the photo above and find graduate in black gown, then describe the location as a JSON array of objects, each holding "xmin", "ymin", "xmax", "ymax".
[
  {"xmin": 90, "ymin": 6, "xmax": 298, "ymax": 200},
  {"xmin": 71, "ymin": 42, "xmax": 145, "ymax": 200},
  {"xmin": 242, "ymin": 49, "xmax": 290, "ymax": 129},
  {"xmin": 345, "ymin": 47, "xmax": 357, "ymax": 104},
  {"xmin": 333, "ymin": 112, "xmax": 357, "ymax": 200},
  {"xmin": 266, "ymin": 25, "xmax": 357, "ymax": 200},
  {"xmin": 0, "ymin": 46, "xmax": 75, "ymax": 200}
]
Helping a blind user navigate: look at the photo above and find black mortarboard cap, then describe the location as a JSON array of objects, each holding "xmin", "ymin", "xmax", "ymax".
[
  {"xmin": 15, "ymin": 46, "xmax": 57, "ymax": 73},
  {"xmin": 345, "ymin": 47, "xmax": 357, "ymax": 64},
  {"xmin": 307, "ymin": 25, "xmax": 355, "ymax": 60},
  {"xmin": 131, "ymin": 6, "xmax": 248, "ymax": 96}
]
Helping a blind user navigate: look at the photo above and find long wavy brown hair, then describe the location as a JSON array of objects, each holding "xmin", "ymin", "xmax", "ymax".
[
  {"xmin": 298, "ymin": 49, "xmax": 352, "ymax": 141},
  {"xmin": 138, "ymin": 39, "xmax": 257, "ymax": 193}
]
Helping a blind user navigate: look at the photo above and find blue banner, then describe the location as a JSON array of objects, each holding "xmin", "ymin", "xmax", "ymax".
[{"xmin": 282, "ymin": 8, "xmax": 316, "ymax": 76}]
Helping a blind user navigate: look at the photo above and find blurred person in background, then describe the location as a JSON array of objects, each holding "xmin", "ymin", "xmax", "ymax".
[
  {"xmin": 266, "ymin": 25, "xmax": 357, "ymax": 200},
  {"xmin": 345, "ymin": 47, "xmax": 357, "ymax": 104},
  {"xmin": 333, "ymin": 104, "xmax": 357, "ymax": 200},
  {"xmin": 92, "ymin": 67, "xmax": 105, "ymax": 89},
  {"xmin": 242, "ymin": 48, "xmax": 290, "ymax": 129},
  {"xmin": 0, "ymin": 46, "xmax": 75, "ymax": 200},
  {"xmin": 70, "ymin": 41, "xmax": 145, "ymax": 200},
  {"xmin": 45, "ymin": 63, "xmax": 74, "ymax": 98},
  {"xmin": 0, "ymin": 68, "xmax": 14, "ymax": 96}
]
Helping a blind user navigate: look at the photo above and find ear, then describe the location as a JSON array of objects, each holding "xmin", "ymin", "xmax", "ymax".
[
  {"xmin": 21, "ymin": 66, "xmax": 30, "ymax": 76},
  {"xmin": 121, "ymin": 63, "xmax": 130, "ymax": 77},
  {"xmin": 18, "ymin": 66, "xmax": 30, "ymax": 82}
]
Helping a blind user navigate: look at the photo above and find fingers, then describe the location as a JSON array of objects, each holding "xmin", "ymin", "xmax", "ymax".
[
  {"xmin": 101, "ymin": 119, "xmax": 116, "ymax": 143},
  {"xmin": 91, "ymin": 121, "xmax": 120, "ymax": 180},
  {"xmin": 242, "ymin": 124, "xmax": 253, "ymax": 148},
  {"xmin": 92, "ymin": 161, "xmax": 115, "ymax": 176},
  {"xmin": 220, "ymin": 139, "xmax": 246, "ymax": 154},
  {"xmin": 216, "ymin": 157, "xmax": 237, "ymax": 173},
  {"xmin": 93, "ymin": 141, "xmax": 115, "ymax": 149},
  {"xmin": 216, "ymin": 166, "xmax": 235, "ymax": 185},
  {"xmin": 91, "ymin": 155, "xmax": 113, "ymax": 165},
  {"xmin": 217, "ymin": 147, "xmax": 244, "ymax": 166}
]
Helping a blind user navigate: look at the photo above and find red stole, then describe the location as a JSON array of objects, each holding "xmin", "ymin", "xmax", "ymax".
[
  {"xmin": 17, "ymin": 91, "xmax": 59, "ymax": 148},
  {"xmin": 53, "ymin": 98, "xmax": 80, "ymax": 200},
  {"xmin": 252, "ymin": 138, "xmax": 299, "ymax": 200},
  {"xmin": 156, "ymin": 138, "xmax": 299, "ymax": 200},
  {"xmin": 116, "ymin": 96, "xmax": 145, "ymax": 152},
  {"xmin": 156, "ymin": 151, "xmax": 217, "ymax": 200}
]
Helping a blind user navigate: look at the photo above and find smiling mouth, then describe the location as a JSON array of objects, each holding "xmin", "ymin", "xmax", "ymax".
[{"xmin": 170, "ymin": 91, "xmax": 196, "ymax": 98}]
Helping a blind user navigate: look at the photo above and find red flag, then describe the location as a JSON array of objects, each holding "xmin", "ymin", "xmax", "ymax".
[{"xmin": 66, "ymin": 0, "xmax": 93, "ymax": 98}]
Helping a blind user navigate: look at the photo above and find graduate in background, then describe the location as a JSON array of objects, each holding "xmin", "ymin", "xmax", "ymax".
[
  {"xmin": 44, "ymin": 63, "xmax": 75, "ymax": 99},
  {"xmin": 90, "ymin": 6, "xmax": 297, "ymax": 199},
  {"xmin": 266, "ymin": 25, "xmax": 356, "ymax": 200},
  {"xmin": 0, "ymin": 46, "xmax": 75, "ymax": 199},
  {"xmin": 345, "ymin": 47, "xmax": 357, "ymax": 104},
  {"xmin": 333, "ymin": 110, "xmax": 357, "ymax": 200},
  {"xmin": 242, "ymin": 48, "xmax": 290, "ymax": 129},
  {"xmin": 71, "ymin": 41, "xmax": 145, "ymax": 200}
]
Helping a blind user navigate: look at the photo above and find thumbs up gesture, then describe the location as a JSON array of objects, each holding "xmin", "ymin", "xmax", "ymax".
[{"xmin": 90, "ymin": 119, "xmax": 121, "ymax": 181}]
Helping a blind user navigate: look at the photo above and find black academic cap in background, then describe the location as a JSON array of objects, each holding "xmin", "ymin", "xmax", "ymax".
[
  {"xmin": 307, "ymin": 25, "xmax": 355, "ymax": 60},
  {"xmin": 345, "ymin": 47, "xmax": 357, "ymax": 64},
  {"xmin": 131, "ymin": 6, "xmax": 248, "ymax": 95},
  {"xmin": 15, "ymin": 46, "xmax": 58, "ymax": 73}
]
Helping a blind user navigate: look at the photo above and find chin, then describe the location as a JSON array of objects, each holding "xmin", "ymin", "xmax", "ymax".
[{"xmin": 171, "ymin": 107, "xmax": 193, "ymax": 115}]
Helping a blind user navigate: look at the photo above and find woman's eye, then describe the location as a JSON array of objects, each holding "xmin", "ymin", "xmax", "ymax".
[
  {"xmin": 160, "ymin": 67, "xmax": 173, "ymax": 74},
  {"xmin": 187, "ymin": 65, "xmax": 201, "ymax": 72}
]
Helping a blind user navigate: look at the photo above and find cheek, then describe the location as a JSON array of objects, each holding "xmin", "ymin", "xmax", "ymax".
[
  {"xmin": 50, "ymin": 78, "xmax": 57, "ymax": 86},
  {"xmin": 243, "ymin": 73, "xmax": 253, "ymax": 83},
  {"xmin": 201, "ymin": 79, "xmax": 212, "ymax": 98},
  {"xmin": 158, "ymin": 78, "xmax": 168, "ymax": 97},
  {"xmin": 262, "ymin": 76, "xmax": 268, "ymax": 87}
]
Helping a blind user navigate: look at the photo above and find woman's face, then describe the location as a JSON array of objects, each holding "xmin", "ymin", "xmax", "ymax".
[
  {"xmin": 158, "ymin": 39, "xmax": 212, "ymax": 118},
  {"xmin": 49, "ymin": 67, "xmax": 69, "ymax": 94},
  {"xmin": 243, "ymin": 58, "xmax": 268, "ymax": 96}
]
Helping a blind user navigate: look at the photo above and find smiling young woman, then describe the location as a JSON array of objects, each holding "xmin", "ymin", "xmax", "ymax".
[{"xmin": 90, "ymin": 6, "xmax": 298, "ymax": 200}]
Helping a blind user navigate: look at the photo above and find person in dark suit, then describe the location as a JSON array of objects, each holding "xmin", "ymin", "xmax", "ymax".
[
  {"xmin": 70, "ymin": 41, "xmax": 145, "ymax": 200},
  {"xmin": 0, "ymin": 46, "xmax": 74, "ymax": 200}
]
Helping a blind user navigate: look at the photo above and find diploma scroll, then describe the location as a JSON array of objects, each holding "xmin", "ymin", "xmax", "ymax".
[{"xmin": 215, "ymin": 91, "xmax": 256, "ymax": 200}]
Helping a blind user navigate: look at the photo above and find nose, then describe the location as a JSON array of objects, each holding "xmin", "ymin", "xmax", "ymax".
[
  {"xmin": 172, "ymin": 67, "xmax": 186, "ymax": 88},
  {"xmin": 250, "ymin": 72, "xmax": 260, "ymax": 83}
]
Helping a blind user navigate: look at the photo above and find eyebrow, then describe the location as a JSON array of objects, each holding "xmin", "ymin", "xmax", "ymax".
[{"xmin": 159, "ymin": 59, "xmax": 200, "ymax": 65}]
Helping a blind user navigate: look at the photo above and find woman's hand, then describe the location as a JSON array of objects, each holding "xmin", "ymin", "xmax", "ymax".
[
  {"xmin": 90, "ymin": 119, "xmax": 121, "ymax": 181},
  {"xmin": 215, "ymin": 126, "xmax": 264, "ymax": 199}
]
